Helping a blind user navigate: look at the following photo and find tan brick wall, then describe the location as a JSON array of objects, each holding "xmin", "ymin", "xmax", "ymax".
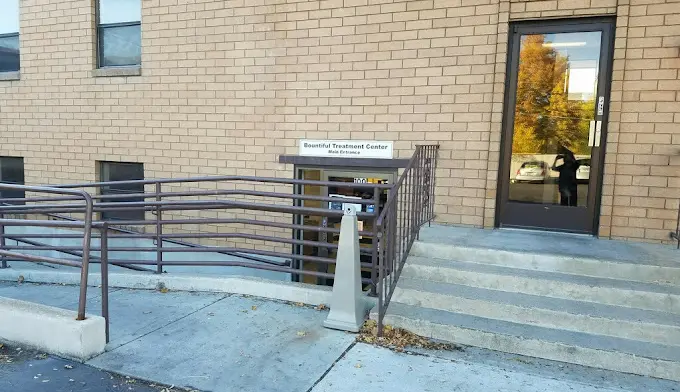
[
  {"xmin": 607, "ymin": 0, "xmax": 680, "ymax": 243},
  {"xmin": 509, "ymin": 0, "xmax": 617, "ymax": 19},
  {"xmin": 0, "ymin": 0, "xmax": 677, "ymax": 244}
]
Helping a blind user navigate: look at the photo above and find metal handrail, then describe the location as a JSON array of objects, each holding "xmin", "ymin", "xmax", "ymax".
[
  {"xmin": 50, "ymin": 175, "xmax": 393, "ymax": 190},
  {"xmin": 375, "ymin": 145, "xmax": 439, "ymax": 335},
  {"xmin": 1, "ymin": 176, "xmax": 387, "ymax": 285},
  {"xmin": 0, "ymin": 183, "xmax": 94, "ymax": 321},
  {"xmin": 20, "ymin": 210, "xmax": 283, "ymax": 268},
  {"xmin": 0, "ymin": 151, "xmax": 439, "ymax": 340},
  {"xmin": 671, "ymin": 200, "xmax": 680, "ymax": 249},
  {"xmin": 0, "ymin": 177, "xmax": 385, "ymax": 342}
]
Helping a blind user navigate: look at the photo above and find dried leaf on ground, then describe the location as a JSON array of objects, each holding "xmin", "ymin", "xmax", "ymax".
[
  {"xmin": 159, "ymin": 288, "xmax": 169, "ymax": 294},
  {"xmin": 354, "ymin": 363, "xmax": 362, "ymax": 369},
  {"xmin": 293, "ymin": 302, "xmax": 305, "ymax": 307},
  {"xmin": 314, "ymin": 304, "xmax": 328, "ymax": 311},
  {"xmin": 296, "ymin": 331, "xmax": 307, "ymax": 337},
  {"xmin": 356, "ymin": 320, "xmax": 460, "ymax": 351},
  {"xmin": 251, "ymin": 305, "xmax": 257, "ymax": 311}
]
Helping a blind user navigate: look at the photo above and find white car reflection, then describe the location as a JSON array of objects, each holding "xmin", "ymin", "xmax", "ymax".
[
  {"xmin": 515, "ymin": 161, "xmax": 549, "ymax": 183},
  {"xmin": 576, "ymin": 159, "xmax": 590, "ymax": 181}
]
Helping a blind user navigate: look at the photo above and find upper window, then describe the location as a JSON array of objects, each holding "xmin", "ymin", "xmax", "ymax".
[
  {"xmin": 97, "ymin": 0, "xmax": 141, "ymax": 68},
  {"xmin": 99, "ymin": 161, "xmax": 145, "ymax": 221},
  {"xmin": 0, "ymin": 157, "xmax": 25, "ymax": 202},
  {"xmin": 0, "ymin": 0, "xmax": 20, "ymax": 73}
]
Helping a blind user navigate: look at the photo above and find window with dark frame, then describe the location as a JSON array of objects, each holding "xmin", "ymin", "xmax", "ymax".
[
  {"xmin": 0, "ymin": 157, "xmax": 25, "ymax": 203},
  {"xmin": 0, "ymin": 0, "xmax": 20, "ymax": 73},
  {"xmin": 99, "ymin": 161, "xmax": 145, "ymax": 221},
  {"xmin": 97, "ymin": 0, "xmax": 141, "ymax": 68}
]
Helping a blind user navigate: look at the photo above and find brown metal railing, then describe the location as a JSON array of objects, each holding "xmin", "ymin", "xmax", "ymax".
[
  {"xmin": 48, "ymin": 175, "xmax": 390, "ymax": 287},
  {"xmin": 375, "ymin": 145, "xmax": 439, "ymax": 336},
  {"xmin": 0, "ymin": 147, "xmax": 439, "ymax": 340},
  {"xmin": 671, "ymin": 200, "xmax": 680, "ymax": 249},
  {"xmin": 0, "ymin": 183, "xmax": 94, "ymax": 321},
  {"xmin": 0, "ymin": 176, "xmax": 391, "ymax": 341}
]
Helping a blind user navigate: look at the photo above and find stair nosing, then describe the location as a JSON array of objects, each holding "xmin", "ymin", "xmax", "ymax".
[
  {"xmin": 412, "ymin": 239, "xmax": 680, "ymax": 270},
  {"xmin": 405, "ymin": 256, "xmax": 680, "ymax": 296},
  {"xmin": 394, "ymin": 276, "xmax": 680, "ymax": 328},
  {"xmin": 383, "ymin": 302, "xmax": 680, "ymax": 363}
]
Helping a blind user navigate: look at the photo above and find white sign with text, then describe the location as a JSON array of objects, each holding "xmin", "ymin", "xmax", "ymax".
[{"xmin": 299, "ymin": 140, "xmax": 394, "ymax": 159}]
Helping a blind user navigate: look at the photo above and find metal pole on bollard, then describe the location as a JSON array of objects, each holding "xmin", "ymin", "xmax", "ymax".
[{"xmin": 323, "ymin": 205, "xmax": 365, "ymax": 333}]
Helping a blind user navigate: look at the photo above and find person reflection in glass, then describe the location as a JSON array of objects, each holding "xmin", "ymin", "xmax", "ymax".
[{"xmin": 552, "ymin": 147, "xmax": 580, "ymax": 207}]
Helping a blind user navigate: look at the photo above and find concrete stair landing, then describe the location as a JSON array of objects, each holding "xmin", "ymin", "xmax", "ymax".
[{"xmin": 371, "ymin": 226, "xmax": 680, "ymax": 381}]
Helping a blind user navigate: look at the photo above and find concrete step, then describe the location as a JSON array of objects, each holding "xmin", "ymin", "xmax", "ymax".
[
  {"xmin": 373, "ymin": 302, "xmax": 680, "ymax": 382},
  {"xmin": 410, "ymin": 240, "xmax": 680, "ymax": 286},
  {"xmin": 402, "ymin": 256, "xmax": 680, "ymax": 314},
  {"xmin": 393, "ymin": 277, "xmax": 680, "ymax": 346}
]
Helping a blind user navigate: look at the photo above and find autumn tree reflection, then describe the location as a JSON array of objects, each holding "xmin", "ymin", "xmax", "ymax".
[{"xmin": 512, "ymin": 34, "xmax": 594, "ymax": 156}]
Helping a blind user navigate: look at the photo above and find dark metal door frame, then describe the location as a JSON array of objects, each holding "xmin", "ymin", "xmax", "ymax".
[{"xmin": 496, "ymin": 17, "xmax": 616, "ymax": 234}]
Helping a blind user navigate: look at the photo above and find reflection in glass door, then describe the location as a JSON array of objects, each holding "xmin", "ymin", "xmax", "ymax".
[{"xmin": 498, "ymin": 19, "xmax": 614, "ymax": 233}]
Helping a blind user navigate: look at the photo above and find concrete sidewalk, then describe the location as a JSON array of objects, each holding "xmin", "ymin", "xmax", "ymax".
[{"xmin": 0, "ymin": 282, "xmax": 678, "ymax": 392}]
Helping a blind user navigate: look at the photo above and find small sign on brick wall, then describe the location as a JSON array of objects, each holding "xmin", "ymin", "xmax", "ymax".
[{"xmin": 299, "ymin": 140, "xmax": 394, "ymax": 159}]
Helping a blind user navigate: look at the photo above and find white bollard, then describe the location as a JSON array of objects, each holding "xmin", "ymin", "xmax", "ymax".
[{"xmin": 323, "ymin": 205, "xmax": 364, "ymax": 332}]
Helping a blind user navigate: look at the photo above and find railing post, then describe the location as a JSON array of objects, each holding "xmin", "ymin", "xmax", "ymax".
[
  {"xmin": 434, "ymin": 147, "xmax": 439, "ymax": 221},
  {"xmin": 155, "ymin": 182, "xmax": 163, "ymax": 274},
  {"xmin": 410, "ymin": 148, "xmax": 422, "ymax": 240},
  {"xmin": 417, "ymin": 147, "xmax": 425, "ymax": 238},
  {"xmin": 77, "ymin": 193, "xmax": 94, "ymax": 321},
  {"xmin": 377, "ymin": 229, "xmax": 384, "ymax": 337},
  {"xmin": 425, "ymin": 147, "xmax": 436, "ymax": 226},
  {"xmin": 370, "ymin": 186, "xmax": 380, "ymax": 296},
  {"xmin": 100, "ymin": 224, "xmax": 110, "ymax": 343},
  {"xmin": 390, "ymin": 187, "xmax": 399, "ymax": 277},
  {"xmin": 675, "ymin": 200, "xmax": 680, "ymax": 250},
  {"xmin": 0, "ymin": 212, "xmax": 6, "ymax": 269}
]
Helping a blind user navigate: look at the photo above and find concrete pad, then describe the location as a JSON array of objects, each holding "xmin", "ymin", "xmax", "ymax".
[
  {"xmin": 102, "ymin": 289, "xmax": 226, "ymax": 349},
  {"xmin": 311, "ymin": 344, "xmax": 679, "ymax": 392},
  {"xmin": 408, "ymin": 345, "xmax": 680, "ymax": 392},
  {"xmin": 0, "ymin": 282, "xmax": 228, "ymax": 350},
  {"xmin": 87, "ymin": 295, "xmax": 356, "ymax": 392},
  {"xmin": 419, "ymin": 225, "xmax": 680, "ymax": 267},
  {"xmin": 0, "ymin": 297, "xmax": 105, "ymax": 361}
]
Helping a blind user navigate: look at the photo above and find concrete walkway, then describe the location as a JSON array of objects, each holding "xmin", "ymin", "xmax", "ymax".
[{"xmin": 1, "ymin": 282, "xmax": 679, "ymax": 392}]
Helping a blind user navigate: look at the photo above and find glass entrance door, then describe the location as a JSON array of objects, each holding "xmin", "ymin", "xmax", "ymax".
[{"xmin": 498, "ymin": 18, "xmax": 614, "ymax": 233}]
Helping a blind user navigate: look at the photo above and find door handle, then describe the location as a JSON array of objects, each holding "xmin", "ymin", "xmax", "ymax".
[
  {"xmin": 588, "ymin": 121, "xmax": 596, "ymax": 147},
  {"xmin": 594, "ymin": 120, "xmax": 602, "ymax": 147}
]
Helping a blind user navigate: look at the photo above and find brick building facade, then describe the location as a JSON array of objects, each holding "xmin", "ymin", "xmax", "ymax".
[{"xmin": 0, "ymin": 0, "xmax": 678, "ymax": 243}]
